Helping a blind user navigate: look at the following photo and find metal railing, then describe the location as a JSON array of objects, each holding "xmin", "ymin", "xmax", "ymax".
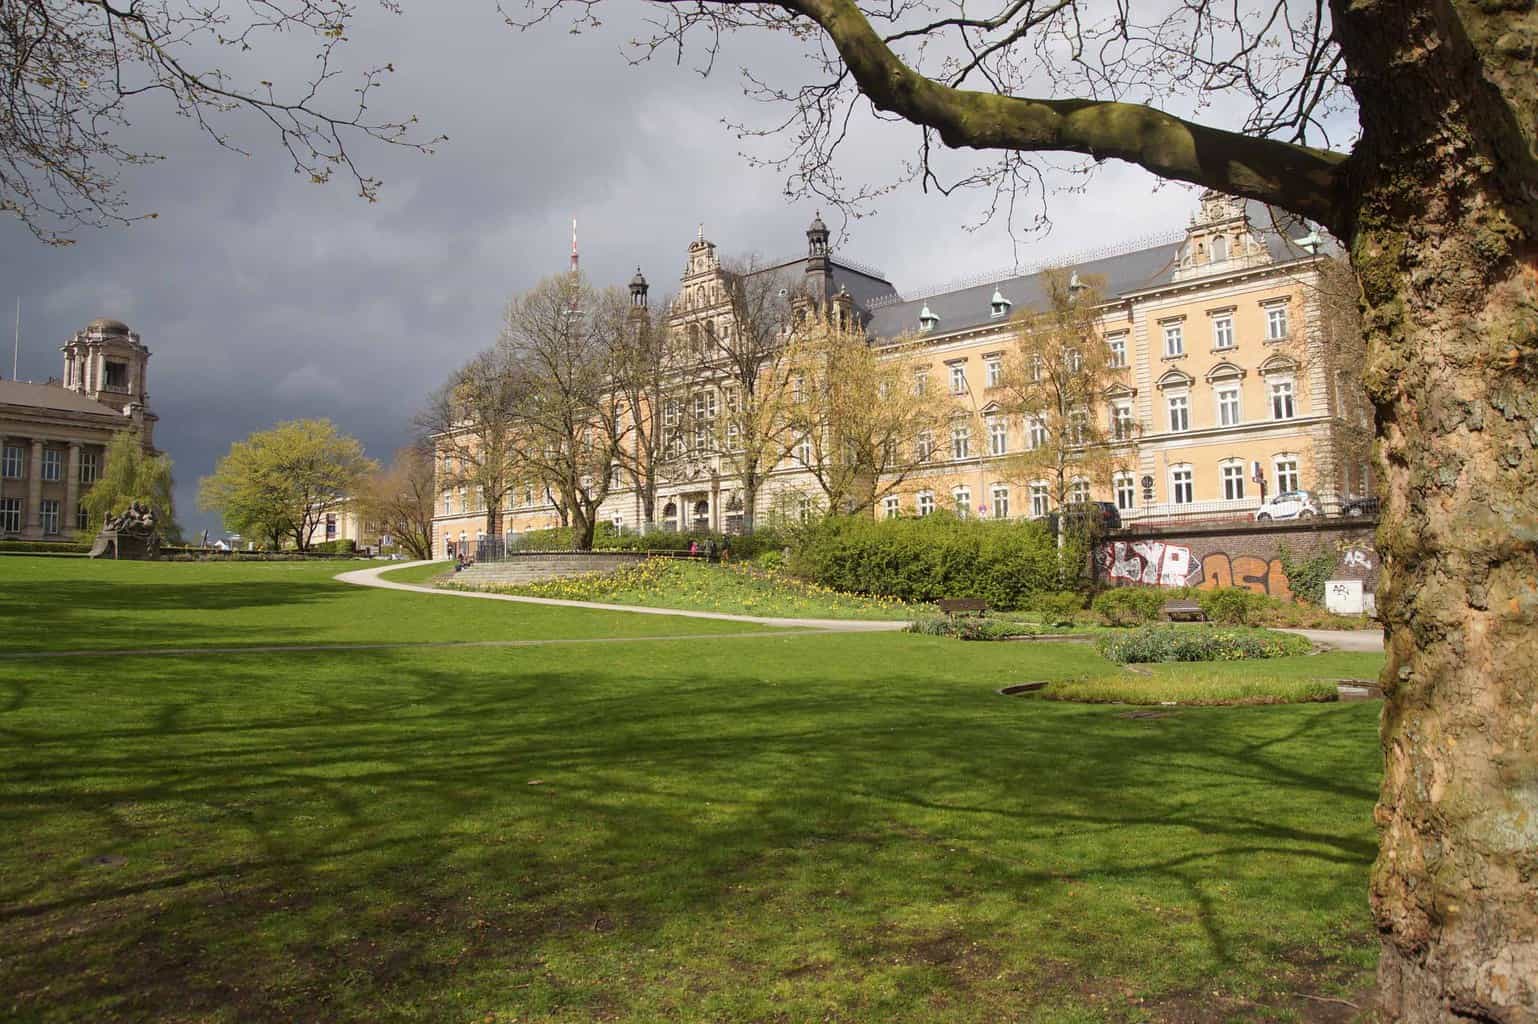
[{"xmin": 1112, "ymin": 495, "xmax": 1379, "ymax": 532}]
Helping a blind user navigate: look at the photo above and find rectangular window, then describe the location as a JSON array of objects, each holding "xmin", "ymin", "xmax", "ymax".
[
  {"xmin": 988, "ymin": 418, "xmax": 1008, "ymax": 456},
  {"xmin": 1222, "ymin": 463, "xmax": 1246, "ymax": 500},
  {"xmin": 1168, "ymin": 394, "xmax": 1190, "ymax": 432},
  {"xmin": 79, "ymin": 449, "xmax": 100, "ymax": 483},
  {"xmin": 1276, "ymin": 459, "xmax": 1301, "ymax": 493},
  {"xmin": 1267, "ymin": 305, "xmax": 1290, "ymax": 340},
  {"xmin": 883, "ymin": 495, "xmax": 901, "ymax": 519},
  {"xmin": 326, "ymin": 514, "xmax": 338, "ymax": 539},
  {"xmin": 1218, "ymin": 387, "xmax": 1242, "ymax": 426},
  {"xmin": 664, "ymin": 399, "xmax": 679, "ymax": 426},
  {"xmin": 792, "ymin": 375, "xmax": 805, "ymax": 404},
  {"xmin": 1027, "ymin": 417, "xmax": 1047, "ymax": 450},
  {"xmin": 1068, "ymin": 410, "xmax": 1088, "ymax": 446},
  {"xmin": 991, "ymin": 486, "xmax": 1010, "ymax": 519},
  {"xmin": 1030, "ymin": 355, "xmax": 1045, "ymax": 382},
  {"xmin": 952, "ymin": 488, "xmax": 971, "ymax": 519},
  {"xmin": 1163, "ymin": 322, "xmax": 1184, "ymax": 357},
  {"xmin": 1115, "ymin": 475, "xmax": 1135, "ymax": 511},
  {"xmin": 76, "ymin": 503, "xmax": 90, "ymax": 531},
  {"xmin": 0, "ymin": 497, "xmax": 20, "ymax": 532},
  {"xmin": 1112, "ymin": 402, "xmax": 1135, "ymax": 440},
  {"xmin": 796, "ymin": 435, "xmax": 812, "ymax": 466},
  {"xmin": 985, "ymin": 358, "xmax": 1002, "ymax": 388},
  {"xmin": 1030, "ymin": 484, "xmax": 1049, "ymax": 518},
  {"xmin": 103, "ymin": 361, "xmax": 128, "ymax": 389},
  {"xmin": 41, "ymin": 448, "xmax": 62, "ymax": 482},
  {"xmin": 949, "ymin": 364, "xmax": 968, "ymax": 395},
  {"xmin": 1, "ymin": 445, "xmax": 22, "ymax": 479},
  {"xmin": 1066, "ymin": 348, "xmax": 1083, "ymax": 374},
  {"xmin": 1068, "ymin": 479, "xmax": 1090, "ymax": 504},
  {"xmin": 443, "ymin": 492, "xmax": 452, "ymax": 515},
  {"xmin": 1171, "ymin": 468, "xmax": 1194, "ymax": 505},
  {"xmin": 913, "ymin": 370, "xmax": 928, "ymax": 396},
  {"xmin": 1107, "ymin": 334, "xmax": 1128, "ymax": 368},
  {"xmin": 1271, "ymin": 380, "xmax": 1296, "ymax": 419},
  {"xmin": 41, "ymin": 499, "xmax": 59, "ymax": 535},
  {"xmin": 457, "ymin": 487, "xmax": 467, "ymax": 514},
  {"xmin": 1212, "ymin": 316, "xmax": 1234, "ymax": 350},
  {"xmin": 916, "ymin": 431, "xmax": 934, "ymax": 462},
  {"xmin": 951, "ymin": 424, "xmax": 970, "ymax": 460},
  {"xmin": 916, "ymin": 491, "xmax": 935, "ymax": 517}
]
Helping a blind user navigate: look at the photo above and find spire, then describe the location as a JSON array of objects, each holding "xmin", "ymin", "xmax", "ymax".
[{"xmin": 570, "ymin": 218, "xmax": 579, "ymax": 274}]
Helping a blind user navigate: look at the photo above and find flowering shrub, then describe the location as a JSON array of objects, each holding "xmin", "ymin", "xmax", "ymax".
[
  {"xmin": 1096, "ymin": 626, "xmax": 1314, "ymax": 663},
  {"xmin": 1090, "ymin": 587, "xmax": 1169, "ymax": 626},
  {"xmin": 905, "ymin": 616, "xmax": 1042, "ymax": 640}
]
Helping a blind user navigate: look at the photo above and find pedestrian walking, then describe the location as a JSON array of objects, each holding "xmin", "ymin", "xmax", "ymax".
[
  {"xmin": 720, "ymin": 538, "xmax": 732, "ymax": 564},
  {"xmin": 689, "ymin": 539, "xmax": 699, "ymax": 557},
  {"xmin": 705, "ymin": 538, "xmax": 717, "ymax": 562}
]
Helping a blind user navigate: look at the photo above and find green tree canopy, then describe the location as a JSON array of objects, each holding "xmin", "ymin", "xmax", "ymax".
[
  {"xmin": 80, "ymin": 431, "xmax": 179, "ymax": 541},
  {"xmin": 198, "ymin": 419, "xmax": 376, "ymax": 551}
]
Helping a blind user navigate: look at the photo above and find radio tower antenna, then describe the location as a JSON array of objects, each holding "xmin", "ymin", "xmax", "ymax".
[{"xmin": 570, "ymin": 218, "xmax": 579, "ymax": 274}]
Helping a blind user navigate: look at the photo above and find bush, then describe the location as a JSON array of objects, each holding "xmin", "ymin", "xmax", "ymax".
[
  {"xmin": 790, "ymin": 513, "xmax": 1058, "ymax": 610},
  {"xmin": 1029, "ymin": 590, "xmax": 1085, "ymax": 625},
  {"xmin": 1198, "ymin": 586, "xmax": 1267, "ymax": 625},
  {"xmin": 1278, "ymin": 543, "xmax": 1338, "ymax": 606},
  {"xmin": 311, "ymin": 539, "xmax": 358, "ymax": 555},
  {"xmin": 0, "ymin": 539, "xmax": 92, "ymax": 554},
  {"xmin": 905, "ymin": 615, "xmax": 1042, "ymax": 641},
  {"xmin": 1096, "ymin": 626, "xmax": 1314, "ymax": 664},
  {"xmin": 1091, "ymin": 587, "xmax": 1169, "ymax": 626}
]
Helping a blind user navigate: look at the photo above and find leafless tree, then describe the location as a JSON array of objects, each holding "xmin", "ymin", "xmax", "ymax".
[
  {"xmin": 418, "ymin": 344, "xmax": 525, "ymax": 541},
  {"xmin": 501, "ymin": 272, "xmax": 630, "ymax": 550},
  {"xmin": 1, "ymin": 0, "xmax": 442, "ymax": 243},
  {"xmin": 359, "ymin": 442, "xmax": 438, "ymax": 560},
  {"xmin": 604, "ymin": 285, "xmax": 674, "ymax": 526}
]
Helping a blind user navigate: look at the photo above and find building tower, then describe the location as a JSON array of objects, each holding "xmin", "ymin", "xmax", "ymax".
[
  {"xmin": 805, "ymin": 212, "xmax": 833, "ymax": 308},
  {"xmin": 59, "ymin": 317, "xmax": 157, "ymax": 446},
  {"xmin": 629, "ymin": 267, "xmax": 649, "ymax": 308}
]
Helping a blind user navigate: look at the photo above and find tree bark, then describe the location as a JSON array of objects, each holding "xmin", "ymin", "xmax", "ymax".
[{"xmin": 1333, "ymin": 2, "xmax": 1538, "ymax": 1019}]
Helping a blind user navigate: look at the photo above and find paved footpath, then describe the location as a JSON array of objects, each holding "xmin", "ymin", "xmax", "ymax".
[
  {"xmin": 335, "ymin": 561, "xmax": 910, "ymax": 632},
  {"xmin": 1277, "ymin": 627, "xmax": 1385, "ymax": 652}
]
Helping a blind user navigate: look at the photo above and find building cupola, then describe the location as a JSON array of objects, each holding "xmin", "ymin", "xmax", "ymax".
[
  {"xmin": 990, "ymin": 288, "xmax": 1011, "ymax": 318},
  {"xmin": 629, "ymin": 267, "xmax": 649, "ymax": 307},
  {"xmin": 806, "ymin": 211, "xmax": 830, "ymax": 257}
]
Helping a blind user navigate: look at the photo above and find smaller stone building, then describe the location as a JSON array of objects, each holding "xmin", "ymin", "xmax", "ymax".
[{"xmin": 0, "ymin": 318, "xmax": 157, "ymax": 540}]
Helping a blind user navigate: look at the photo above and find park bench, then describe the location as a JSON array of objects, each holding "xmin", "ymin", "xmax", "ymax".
[
  {"xmin": 1161, "ymin": 599, "xmax": 1207, "ymax": 623},
  {"xmin": 937, "ymin": 598, "xmax": 989, "ymax": 619}
]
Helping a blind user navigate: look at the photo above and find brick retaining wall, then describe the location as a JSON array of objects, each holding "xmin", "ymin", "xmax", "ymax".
[{"xmin": 1095, "ymin": 517, "xmax": 1380, "ymax": 601}]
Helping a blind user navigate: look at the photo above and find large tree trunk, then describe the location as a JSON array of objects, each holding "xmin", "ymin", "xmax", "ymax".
[{"xmin": 1336, "ymin": 2, "xmax": 1538, "ymax": 1019}]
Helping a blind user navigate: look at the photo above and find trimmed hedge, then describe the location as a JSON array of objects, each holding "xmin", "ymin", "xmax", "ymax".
[
  {"xmin": 1096, "ymin": 626, "xmax": 1314, "ymax": 663},
  {"xmin": 1091, "ymin": 585, "xmax": 1270, "ymax": 626},
  {"xmin": 790, "ymin": 513, "xmax": 1058, "ymax": 610},
  {"xmin": 0, "ymin": 539, "xmax": 92, "ymax": 554},
  {"xmin": 310, "ymin": 539, "xmax": 358, "ymax": 555}
]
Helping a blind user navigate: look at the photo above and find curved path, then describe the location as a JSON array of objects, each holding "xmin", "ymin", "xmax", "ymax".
[
  {"xmin": 335, "ymin": 561, "xmax": 909, "ymax": 632},
  {"xmin": 1277, "ymin": 627, "xmax": 1385, "ymax": 652}
]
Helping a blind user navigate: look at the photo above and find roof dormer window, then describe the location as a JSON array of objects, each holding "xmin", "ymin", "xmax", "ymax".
[
  {"xmin": 989, "ymin": 289, "xmax": 1011, "ymax": 319},
  {"xmin": 918, "ymin": 305, "xmax": 939, "ymax": 332}
]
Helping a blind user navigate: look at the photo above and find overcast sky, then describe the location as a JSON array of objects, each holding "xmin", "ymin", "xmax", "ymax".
[{"xmin": 1, "ymin": 2, "xmax": 1257, "ymax": 537}]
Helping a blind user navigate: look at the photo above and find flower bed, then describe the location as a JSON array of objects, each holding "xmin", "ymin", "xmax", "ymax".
[{"xmin": 1096, "ymin": 625, "xmax": 1314, "ymax": 663}]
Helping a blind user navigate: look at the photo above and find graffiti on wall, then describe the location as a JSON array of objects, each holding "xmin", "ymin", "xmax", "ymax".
[
  {"xmin": 1197, "ymin": 553, "xmax": 1292, "ymax": 600},
  {"xmin": 1099, "ymin": 540, "xmax": 1204, "ymax": 588},
  {"xmin": 1098, "ymin": 541, "xmax": 1293, "ymax": 598}
]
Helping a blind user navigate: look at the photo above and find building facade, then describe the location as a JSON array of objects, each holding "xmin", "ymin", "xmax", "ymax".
[
  {"xmin": 0, "ymin": 318, "xmax": 157, "ymax": 541},
  {"xmin": 433, "ymin": 194, "xmax": 1365, "ymax": 555}
]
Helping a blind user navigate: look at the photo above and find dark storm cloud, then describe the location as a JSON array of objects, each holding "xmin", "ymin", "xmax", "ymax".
[{"xmin": 0, "ymin": 1, "xmax": 1191, "ymax": 537}]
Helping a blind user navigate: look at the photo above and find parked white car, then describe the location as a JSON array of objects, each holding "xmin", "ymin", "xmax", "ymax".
[{"xmin": 1255, "ymin": 490, "xmax": 1322, "ymax": 521}]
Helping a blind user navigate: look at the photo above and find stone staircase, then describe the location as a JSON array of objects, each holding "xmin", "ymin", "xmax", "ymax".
[{"xmin": 452, "ymin": 551, "xmax": 658, "ymax": 587}]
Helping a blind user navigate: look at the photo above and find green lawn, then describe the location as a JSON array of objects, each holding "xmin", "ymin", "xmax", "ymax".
[
  {"xmin": 0, "ymin": 558, "xmax": 1384, "ymax": 1023},
  {"xmin": 448, "ymin": 558, "xmax": 921, "ymax": 620}
]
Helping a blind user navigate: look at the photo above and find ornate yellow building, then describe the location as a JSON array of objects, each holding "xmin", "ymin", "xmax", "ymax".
[{"xmin": 433, "ymin": 194, "xmax": 1364, "ymax": 555}]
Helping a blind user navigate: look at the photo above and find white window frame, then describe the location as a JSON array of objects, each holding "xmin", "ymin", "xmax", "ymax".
[
  {"xmin": 1114, "ymin": 473, "xmax": 1136, "ymax": 511},
  {"xmin": 1, "ymin": 445, "xmax": 22, "ymax": 479},
  {"xmin": 1106, "ymin": 333, "xmax": 1128, "ymax": 368},
  {"xmin": 1274, "ymin": 457, "xmax": 1301, "ymax": 494},
  {"xmin": 1027, "ymin": 416, "xmax": 1047, "ymax": 450},
  {"xmin": 0, "ymin": 497, "xmax": 21, "ymax": 532},
  {"xmin": 1170, "ymin": 466, "xmax": 1195, "ymax": 505},
  {"xmin": 41, "ymin": 448, "xmax": 62, "ymax": 482},
  {"xmin": 79, "ymin": 449, "xmax": 100, "ymax": 483},
  {"xmin": 1112, "ymin": 402, "xmax": 1135, "ymax": 440},
  {"xmin": 950, "ymin": 422, "xmax": 971, "ymax": 460},
  {"xmin": 883, "ymin": 495, "xmax": 901, "ymax": 519},
  {"xmin": 1221, "ymin": 462, "xmax": 1246, "ymax": 501},
  {"xmin": 1271, "ymin": 378, "xmax": 1297, "ymax": 420},
  {"xmin": 916, "ymin": 430, "xmax": 934, "ymax": 462},
  {"xmin": 1030, "ymin": 483, "xmax": 1049, "ymax": 518},
  {"xmin": 1266, "ymin": 304, "xmax": 1290, "ymax": 341},
  {"xmin": 990, "ymin": 485, "xmax": 1010, "ymax": 519},
  {"xmin": 40, "ymin": 498, "xmax": 60, "ymax": 535},
  {"xmin": 1163, "ymin": 321, "xmax": 1185, "ymax": 357},
  {"xmin": 949, "ymin": 364, "xmax": 968, "ymax": 395},
  {"xmin": 985, "ymin": 358, "xmax": 1002, "ymax": 388},
  {"xmin": 1068, "ymin": 478, "xmax": 1090, "ymax": 505},
  {"xmin": 1167, "ymin": 392, "xmax": 1190, "ymax": 433},
  {"xmin": 1212, "ymin": 315, "xmax": 1234, "ymax": 350},
  {"xmin": 1217, "ymin": 386, "xmax": 1243, "ymax": 427},
  {"xmin": 916, "ymin": 490, "xmax": 935, "ymax": 517},
  {"xmin": 988, "ymin": 417, "xmax": 1008, "ymax": 456},
  {"xmin": 952, "ymin": 486, "xmax": 971, "ymax": 519}
]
